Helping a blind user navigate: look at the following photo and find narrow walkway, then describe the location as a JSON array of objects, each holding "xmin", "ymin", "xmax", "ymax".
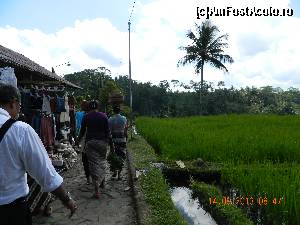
[{"xmin": 33, "ymin": 154, "xmax": 136, "ymax": 225}]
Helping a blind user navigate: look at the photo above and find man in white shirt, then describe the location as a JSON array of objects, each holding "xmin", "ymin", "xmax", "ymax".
[{"xmin": 0, "ymin": 84, "xmax": 77, "ymax": 225}]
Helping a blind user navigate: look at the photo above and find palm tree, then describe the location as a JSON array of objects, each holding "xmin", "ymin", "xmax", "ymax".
[{"xmin": 178, "ymin": 20, "xmax": 234, "ymax": 114}]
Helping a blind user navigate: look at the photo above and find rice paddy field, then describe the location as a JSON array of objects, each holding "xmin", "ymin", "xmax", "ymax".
[{"xmin": 136, "ymin": 115, "xmax": 300, "ymax": 225}]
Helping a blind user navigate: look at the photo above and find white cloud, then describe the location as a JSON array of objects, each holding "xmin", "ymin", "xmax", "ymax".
[
  {"xmin": 0, "ymin": 18, "xmax": 127, "ymax": 75},
  {"xmin": 130, "ymin": 0, "xmax": 300, "ymax": 89},
  {"xmin": 0, "ymin": 0, "xmax": 299, "ymax": 90}
]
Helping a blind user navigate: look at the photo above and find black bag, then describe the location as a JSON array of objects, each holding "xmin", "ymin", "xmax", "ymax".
[{"xmin": 0, "ymin": 118, "xmax": 17, "ymax": 143}]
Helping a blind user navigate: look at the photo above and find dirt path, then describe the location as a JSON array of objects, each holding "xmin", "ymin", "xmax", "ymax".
[{"xmin": 32, "ymin": 154, "xmax": 137, "ymax": 225}]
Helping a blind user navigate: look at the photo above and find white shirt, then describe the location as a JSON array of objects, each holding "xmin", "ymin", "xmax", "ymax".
[{"xmin": 0, "ymin": 108, "xmax": 63, "ymax": 205}]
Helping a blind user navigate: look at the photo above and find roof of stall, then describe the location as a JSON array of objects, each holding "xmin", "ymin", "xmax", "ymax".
[{"xmin": 0, "ymin": 45, "xmax": 81, "ymax": 89}]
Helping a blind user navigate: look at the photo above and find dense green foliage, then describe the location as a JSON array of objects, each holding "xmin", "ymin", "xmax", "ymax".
[
  {"xmin": 136, "ymin": 115, "xmax": 300, "ymax": 163},
  {"xmin": 64, "ymin": 67, "xmax": 113, "ymax": 100},
  {"xmin": 64, "ymin": 67, "xmax": 130, "ymax": 116},
  {"xmin": 64, "ymin": 67, "xmax": 300, "ymax": 117},
  {"xmin": 136, "ymin": 116, "xmax": 300, "ymax": 224},
  {"xmin": 115, "ymin": 77, "xmax": 300, "ymax": 117}
]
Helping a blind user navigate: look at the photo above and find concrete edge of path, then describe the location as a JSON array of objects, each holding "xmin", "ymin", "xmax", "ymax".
[{"xmin": 127, "ymin": 148, "xmax": 150, "ymax": 225}]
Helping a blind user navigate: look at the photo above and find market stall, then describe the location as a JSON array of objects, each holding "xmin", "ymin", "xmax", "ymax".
[{"xmin": 0, "ymin": 44, "xmax": 81, "ymax": 215}]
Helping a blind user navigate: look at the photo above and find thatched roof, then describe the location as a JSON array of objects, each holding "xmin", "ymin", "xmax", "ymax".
[{"xmin": 0, "ymin": 45, "xmax": 81, "ymax": 89}]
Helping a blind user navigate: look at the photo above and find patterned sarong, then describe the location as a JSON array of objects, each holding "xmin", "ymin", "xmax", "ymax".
[
  {"xmin": 85, "ymin": 139, "xmax": 107, "ymax": 181},
  {"xmin": 115, "ymin": 142, "xmax": 126, "ymax": 169}
]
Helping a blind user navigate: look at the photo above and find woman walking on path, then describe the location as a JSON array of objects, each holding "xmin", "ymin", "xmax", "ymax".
[
  {"xmin": 108, "ymin": 105, "xmax": 128, "ymax": 180},
  {"xmin": 76, "ymin": 100, "xmax": 114, "ymax": 198},
  {"xmin": 75, "ymin": 100, "xmax": 91, "ymax": 184}
]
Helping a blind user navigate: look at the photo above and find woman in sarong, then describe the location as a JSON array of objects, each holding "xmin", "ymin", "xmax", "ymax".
[
  {"xmin": 76, "ymin": 100, "xmax": 114, "ymax": 198},
  {"xmin": 108, "ymin": 105, "xmax": 128, "ymax": 180}
]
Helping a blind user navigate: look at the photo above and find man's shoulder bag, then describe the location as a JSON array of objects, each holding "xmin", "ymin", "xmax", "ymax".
[{"xmin": 0, "ymin": 118, "xmax": 17, "ymax": 143}]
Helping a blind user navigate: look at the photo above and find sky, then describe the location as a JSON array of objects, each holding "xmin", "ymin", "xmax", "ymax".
[{"xmin": 0, "ymin": 0, "xmax": 300, "ymax": 90}]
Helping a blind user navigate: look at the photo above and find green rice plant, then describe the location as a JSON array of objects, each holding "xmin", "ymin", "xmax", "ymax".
[
  {"xmin": 136, "ymin": 115, "xmax": 300, "ymax": 163},
  {"xmin": 221, "ymin": 163, "xmax": 300, "ymax": 225},
  {"xmin": 136, "ymin": 115, "xmax": 300, "ymax": 224}
]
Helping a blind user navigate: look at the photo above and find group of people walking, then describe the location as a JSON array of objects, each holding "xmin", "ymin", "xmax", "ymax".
[
  {"xmin": 75, "ymin": 99, "xmax": 128, "ymax": 198},
  {"xmin": 0, "ymin": 83, "xmax": 128, "ymax": 225}
]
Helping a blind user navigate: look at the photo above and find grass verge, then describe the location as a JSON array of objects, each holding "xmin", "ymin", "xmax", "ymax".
[{"xmin": 127, "ymin": 134, "xmax": 188, "ymax": 225}]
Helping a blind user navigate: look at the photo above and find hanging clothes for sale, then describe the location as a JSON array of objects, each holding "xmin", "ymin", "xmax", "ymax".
[
  {"xmin": 75, "ymin": 111, "xmax": 84, "ymax": 136},
  {"xmin": 68, "ymin": 96, "xmax": 76, "ymax": 127},
  {"xmin": 0, "ymin": 67, "xmax": 17, "ymax": 88},
  {"xmin": 60, "ymin": 95, "xmax": 70, "ymax": 123},
  {"xmin": 50, "ymin": 97, "xmax": 57, "ymax": 113},
  {"xmin": 56, "ymin": 96, "xmax": 66, "ymax": 113},
  {"xmin": 54, "ymin": 113, "xmax": 63, "ymax": 141},
  {"xmin": 40, "ymin": 116, "xmax": 54, "ymax": 147},
  {"xmin": 52, "ymin": 114, "xmax": 56, "ymax": 140},
  {"xmin": 30, "ymin": 89, "xmax": 43, "ymax": 110},
  {"xmin": 31, "ymin": 112, "xmax": 41, "ymax": 136},
  {"xmin": 68, "ymin": 95, "xmax": 76, "ymax": 144},
  {"xmin": 42, "ymin": 95, "xmax": 52, "ymax": 115},
  {"xmin": 20, "ymin": 88, "xmax": 31, "ymax": 115}
]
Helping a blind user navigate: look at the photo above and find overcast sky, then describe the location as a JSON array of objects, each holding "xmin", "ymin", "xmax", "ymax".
[{"xmin": 0, "ymin": 0, "xmax": 300, "ymax": 89}]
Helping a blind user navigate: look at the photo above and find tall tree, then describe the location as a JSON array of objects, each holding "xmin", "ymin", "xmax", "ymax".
[
  {"xmin": 64, "ymin": 67, "xmax": 113, "ymax": 100},
  {"xmin": 178, "ymin": 20, "xmax": 234, "ymax": 114}
]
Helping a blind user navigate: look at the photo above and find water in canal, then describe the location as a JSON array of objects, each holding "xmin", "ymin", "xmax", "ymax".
[{"xmin": 170, "ymin": 187, "xmax": 218, "ymax": 225}]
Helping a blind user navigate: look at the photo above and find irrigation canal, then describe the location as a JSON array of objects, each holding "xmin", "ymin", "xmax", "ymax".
[{"xmin": 170, "ymin": 186, "xmax": 217, "ymax": 225}]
